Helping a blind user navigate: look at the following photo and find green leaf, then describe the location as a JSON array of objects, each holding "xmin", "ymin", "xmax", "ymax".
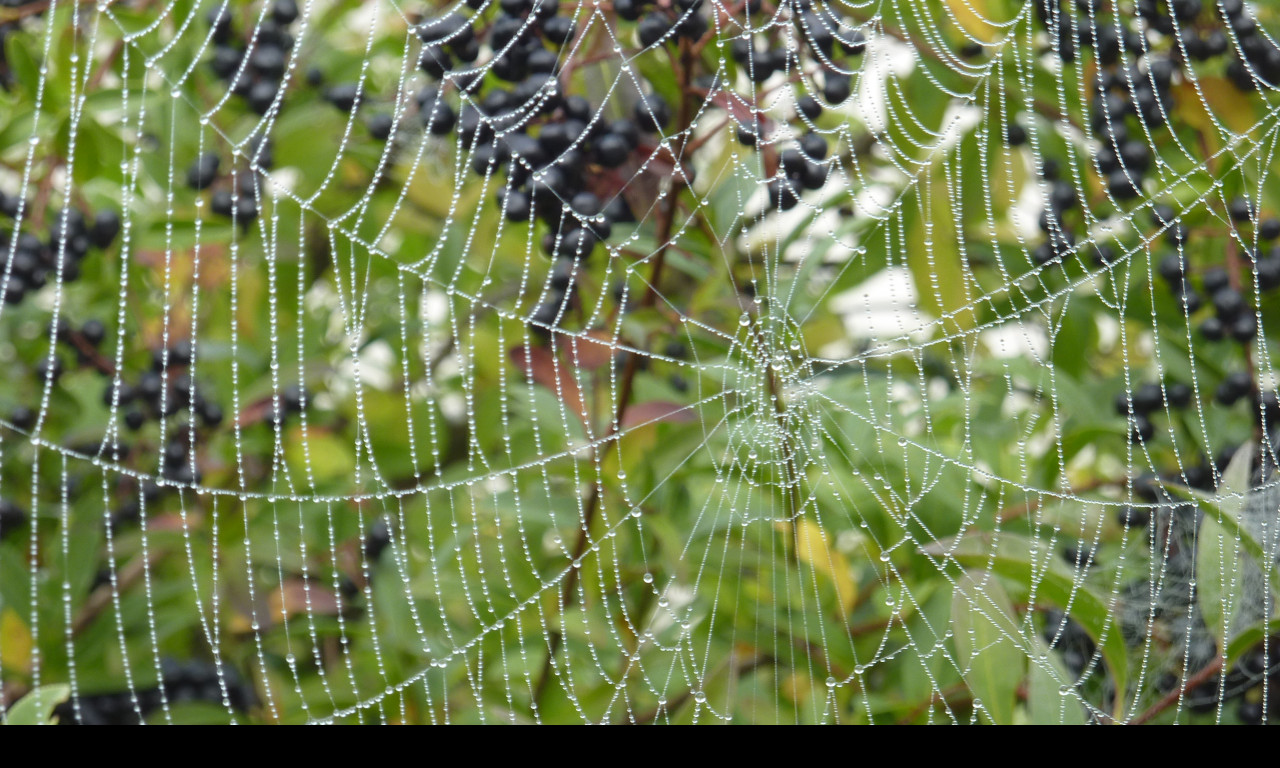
[
  {"xmin": 1024, "ymin": 655, "xmax": 1082, "ymax": 725},
  {"xmin": 4, "ymin": 684, "xmax": 70, "ymax": 725},
  {"xmin": 1167, "ymin": 445, "xmax": 1280, "ymax": 668},
  {"xmin": 1196, "ymin": 517, "xmax": 1244, "ymax": 651},
  {"xmin": 903, "ymin": 158, "xmax": 977, "ymax": 336},
  {"xmin": 951, "ymin": 570, "xmax": 1025, "ymax": 724},
  {"xmin": 1226, "ymin": 618, "xmax": 1280, "ymax": 667},
  {"xmin": 1162, "ymin": 457, "xmax": 1280, "ymax": 614},
  {"xmin": 1194, "ymin": 446, "xmax": 1253, "ymax": 649},
  {"xmin": 632, "ymin": 55, "xmax": 682, "ymax": 116},
  {"xmin": 1220, "ymin": 441, "xmax": 1253, "ymax": 498},
  {"xmin": 285, "ymin": 428, "xmax": 356, "ymax": 487},
  {"xmin": 924, "ymin": 531, "xmax": 1129, "ymax": 717},
  {"xmin": 1049, "ymin": 297, "xmax": 1099, "ymax": 380},
  {"xmin": 4, "ymin": 29, "xmax": 41, "ymax": 100},
  {"xmin": 1025, "ymin": 626, "xmax": 1088, "ymax": 725}
]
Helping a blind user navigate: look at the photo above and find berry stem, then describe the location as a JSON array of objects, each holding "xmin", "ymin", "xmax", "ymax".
[
  {"xmin": 532, "ymin": 33, "xmax": 699, "ymax": 711},
  {"xmin": 1129, "ymin": 654, "xmax": 1224, "ymax": 725},
  {"xmin": 71, "ymin": 548, "xmax": 166, "ymax": 636},
  {"xmin": 67, "ymin": 329, "xmax": 116, "ymax": 376}
]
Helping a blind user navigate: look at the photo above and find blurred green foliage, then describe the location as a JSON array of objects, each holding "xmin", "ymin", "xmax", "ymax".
[{"xmin": 1, "ymin": 0, "xmax": 1280, "ymax": 725}]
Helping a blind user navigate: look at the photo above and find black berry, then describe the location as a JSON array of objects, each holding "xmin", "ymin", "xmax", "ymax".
[
  {"xmin": 633, "ymin": 93, "xmax": 672, "ymax": 133},
  {"xmin": 187, "ymin": 153, "xmax": 220, "ymax": 190}
]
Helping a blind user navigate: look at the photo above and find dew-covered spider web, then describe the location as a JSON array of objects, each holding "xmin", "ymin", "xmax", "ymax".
[{"xmin": 4, "ymin": 0, "xmax": 1280, "ymax": 725}]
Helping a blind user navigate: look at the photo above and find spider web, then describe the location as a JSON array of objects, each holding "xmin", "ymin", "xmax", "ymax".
[{"xmin": 1, "ymin": 0, "xmax": 1279, "ymax": 724}]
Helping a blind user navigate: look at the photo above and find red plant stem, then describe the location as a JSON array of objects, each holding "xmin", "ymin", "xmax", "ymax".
[
  {"xmin": 1129, "ymin": 656, "xmax": 1224, "ymax": 725},
  {"xmin": 532, "ymin": 34, "xmax": 698, "ymax": 711}
]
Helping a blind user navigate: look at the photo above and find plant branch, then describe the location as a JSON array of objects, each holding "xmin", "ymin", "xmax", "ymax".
[
  {"xmin": 72, "ymin": 548, "xmax": 165, "ymax": 636},
  {"xmin": 1129, "ymin": 655, "xmax": 1224, "ymax": 725},
  {"xmin": 532, "ymin": 35, "xmax": 698, "ymax": 711}
]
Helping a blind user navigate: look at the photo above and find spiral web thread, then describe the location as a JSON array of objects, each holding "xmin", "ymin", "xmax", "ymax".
[{"xmin": 1, "ymin": 0, "xmax": 1279, "ymax": 724}]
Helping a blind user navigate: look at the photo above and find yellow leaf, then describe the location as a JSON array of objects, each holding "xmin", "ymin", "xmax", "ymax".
[
  {"xmin": 227, "ymin": 611, "xmax": 254, "ymax": 635},
  {"xmin": 0, "ymin": 607, "xmax": 32, "ymax": 674},
  {"xmin": 788, "ymin": 517, "xmax": 858, "ymax": 615},
  {"xmin": 945, "ymin": 0, "xmax": 1013, "ymax": 43},
  {"xmin": 1174, "ymin": 78, "xmax": 1259, "ymax": 148},
  {"xmin": 801, "ymin": 314, "xmax": 845, "ymax": 352},
  {"xmin": 782, "ymin": 671, "xmax": 814, "ymax": 703}
]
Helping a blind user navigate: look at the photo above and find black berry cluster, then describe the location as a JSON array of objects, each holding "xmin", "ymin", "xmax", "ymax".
[
  {"xmin": 1114, "ymin": 380, "xmax": 1192, "ymax": 446},
  {"xmin": 401, "ymin": 3, "xmax": 677, "ymax": 333},
  {"xmin": 1013, "ymin": 3, "xmax": 1280, "ymax": 499},
  {"xmin": 86, "ymin": 340, "xmax": 224, "ymax": 529},
  {"xmin": 187, "ymin": 139, "xmax": 270, "ymax": 228},
  {"xmin": 1034, "ymin": 0, "xmax": 1279, "ymax": 92},
  {"xmin": 1, "ymin": 198, "xmax": 118, "ymax": 305},
  {"xmin": 206, "ymin": 0, "xmax": 301, "ymax": 116},
  {"xmin": 51, "ymin": 658, "xmax": 254, "ymax": 725},
  {"xmin": 728, "ymin": 3, "xmax": 863, "ymax": 212},
  {"xmin": 1119, "ymin": 195, "xmax": 1280, "ymax": 467},
  {"xmin": 727, "ymin": 1, "xmax": 864, "ymax": 95},
  {"xmin": 101, "ymin": 340, "xmax": 222, "ymax": 431},
  {"xmin": 1109, "ymin": 496, "xmax": 1279, "ymax": 722}
]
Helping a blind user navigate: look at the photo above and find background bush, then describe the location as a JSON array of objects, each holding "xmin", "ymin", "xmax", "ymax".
[{"xmin": 1, "ymin": 0, "xmax": 1279, "ymax": 724}]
